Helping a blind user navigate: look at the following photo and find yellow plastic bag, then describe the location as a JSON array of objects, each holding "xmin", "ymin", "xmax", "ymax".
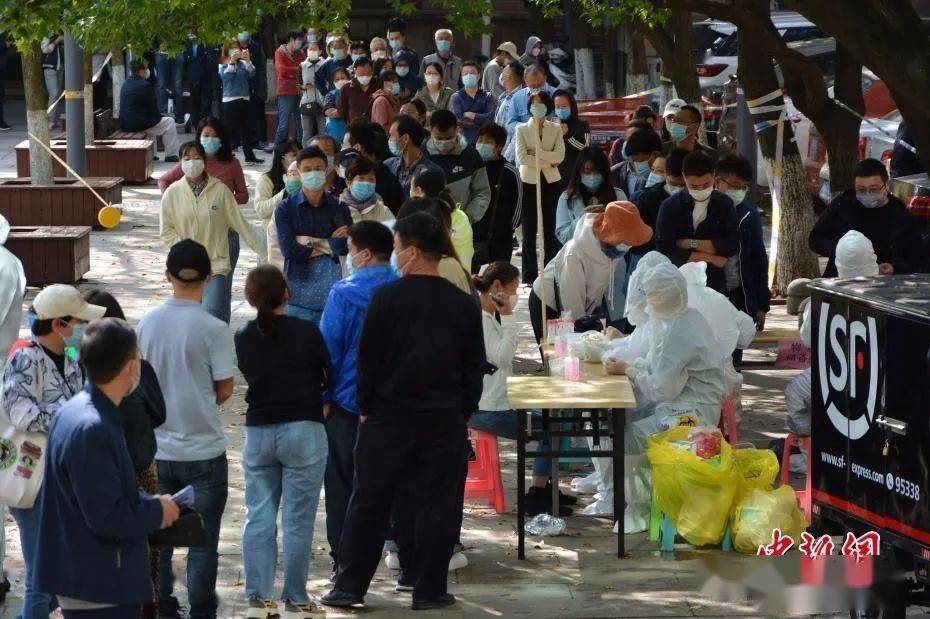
[
  {"xmin": 731, "ymin": 485, "xmax": 807, "ymax": 554},
  {"xmin": 647, "ymin": 426, "xmax": 740, "ymax": 546},
  {"xmin": 733, "ymin": 448, "xmax": 780, "ymax": 503}
]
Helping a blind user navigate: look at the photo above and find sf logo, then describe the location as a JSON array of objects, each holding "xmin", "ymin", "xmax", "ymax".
[{"xmin": 817, "ymin": 302, "xmax": 879, "ymax": 440}]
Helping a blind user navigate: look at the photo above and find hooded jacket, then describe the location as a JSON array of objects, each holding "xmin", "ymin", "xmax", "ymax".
[
  {"xmin": 520, "ymin": 36, "xmax": 543, "ymax": 66},
  {"xmin": 370, "ymin": 89, "xmax": 398, "ymax": 132},
  {"xmin": 424, "ymin": 134, "xmax": 491, "ymax": 223},
  {"xmin": 533, "ymin": 212, "xmax": 622, "ymax": 318},
  {"xmin": 320, "ymin": 264, "xmax": 399, "ymax": 414},
  {"xmin": 679, "ymin": 261, "xmax": 756, "ymax": 361}
]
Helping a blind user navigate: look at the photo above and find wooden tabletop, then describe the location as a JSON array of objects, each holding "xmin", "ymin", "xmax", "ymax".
[
  {"xmin": 507, "ymin": 362, "xmax": 636, "ymax": 410},
  {"xmin": 752, "ymin": 328, "xmax": 801, "ymax": 344}
]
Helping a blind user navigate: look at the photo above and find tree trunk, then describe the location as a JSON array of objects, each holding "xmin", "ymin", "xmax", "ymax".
[
  {"xmin": 821, "ymin": 43, "xmax": 863, "ymax": 195},
  {"xmin": 567, "ymin": 3, "xmax": 596, "ymax": 98},
  {"xmin": 625, "ymin": 27, "xmax": 648, "ymax": 96},
  {"xmin": 603, "ymin": 28, "xmax": 617, "ymax": 98},
  {"xmin": 111, "ymin": 44, "xmax": 125, "ymax": 118},
  {"xmin": 21, "ymin": 42, "xmax": 53, "ymax": 185},
  {"xmin": 642, "ymin": 12, "xmax": 701, "ymax": 104},
  {"xmin": 738, "ymin": 13, "xmax": 819, "ymax": 293},
  {"xmin": 83, "ymin": 51, "xmax": 94, "ymax": 145}
]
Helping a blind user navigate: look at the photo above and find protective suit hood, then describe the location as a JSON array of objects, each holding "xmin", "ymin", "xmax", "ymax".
[
  {"xmin": 679, "ymin": 261, "xmax": 707, "ymax": 287},
  {"xmin": 643, "ymin": 263, "xmax": 688, "ymax": 320},
  {"xmin": 624, "ymin": 251, "xmax": 670, "ymax": 326},
  {"xmin": 0, "ymin": 213, "xmax": 8, "ymax": 245},
  {"xmin": 835, "ymin": 230, "xmax": 879, "ymax": 278},
  {"xmin": 679, "ymin": 261, "xmax": 756, "ymax": 356}
]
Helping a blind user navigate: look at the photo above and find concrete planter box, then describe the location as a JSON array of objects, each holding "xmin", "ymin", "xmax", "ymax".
[
  {"xmin": 15, "ymin": 139, "xmax": 154, "ymax": 183},
  {"xmin": 6, "ymin": 226, "xmax": 92, "ymax": 285},
  {"xmin": 0, "ymin": 178, "xmax": 123, "ymax": 228}
]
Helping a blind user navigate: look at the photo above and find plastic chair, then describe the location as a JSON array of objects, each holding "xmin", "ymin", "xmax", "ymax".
[
  {"xmin": 719, "ymin": 396, "xmax": 739, "ymax": 445},
  {"xmin": 6, "ymin": 338, "xmax": 31, "ymax": 360},
  {"xmin": 780, "ymin": 433, "xmax": 812, "ymax": 522},
  {"xmin": 464, "ymin": 429, "xmax": 506, "ymax": 513}
]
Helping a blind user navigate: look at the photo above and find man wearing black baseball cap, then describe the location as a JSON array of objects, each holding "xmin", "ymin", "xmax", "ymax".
[{"xmin": 137, "ymin": 239, "xmax": 236, "ymax": 618}]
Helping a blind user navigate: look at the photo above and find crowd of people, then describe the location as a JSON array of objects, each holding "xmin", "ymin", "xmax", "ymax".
[{"xmin": 0, "ymin": 15, "xmax": 922, "ymax": 619}]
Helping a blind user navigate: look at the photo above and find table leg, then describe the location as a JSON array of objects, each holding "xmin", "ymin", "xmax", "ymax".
[
  {"xmin": 517, "ymin": 408, "xmax": 527, "ymax": 560},
  {"xmin": 549, "ymin": 409, "xmax": 559, "ymax": 518},
  {"xmin": 612, "ymin": 408, "xmax": 626, "ymax": 558}
]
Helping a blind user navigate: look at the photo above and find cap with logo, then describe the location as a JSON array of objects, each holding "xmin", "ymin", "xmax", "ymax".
[
  {"xmin": 167, "ymin": 239, "xmax": 212, "ymax": 283},
  {"xmin": 663, "ymin": 98, "xmax": 687, "ymax": 118},
  {"xmin": 33, "ymin": 284, "xmax": 106, "ymax": 321}
]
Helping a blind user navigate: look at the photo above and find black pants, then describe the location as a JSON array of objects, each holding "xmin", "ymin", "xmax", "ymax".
[
  {"xmin": 189, "ymin": 81, "xmax": 213, "ymax": 129},
  {"xmin": 335, "ymin": 417, "xmax": 465, "ymax": 601},
  {"xmin": 249, "ymin": 95, "xmax": 266, "ymax": 146},
  {"xmin": 528, "ymin": 289, "xmax": 560, "ymax": 344},
  {"xmin": 223, "ymin": 99, "xmax": 256, "ymax": 160},
  {"xmin": 520, "ymin": 178, "xmax": 562, "ymax": 284},
  {"xmin": 0, "ymin": 63, "xmax": 5, "ymax": 124},
  {"xmin": 324, "ymin": 404, "xmax": 359, "ymax": 564}
]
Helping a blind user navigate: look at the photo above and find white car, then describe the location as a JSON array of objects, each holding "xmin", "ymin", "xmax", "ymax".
[{"xmin": 696, "ymin": 13, "xmax": 828, "ymax": 89}]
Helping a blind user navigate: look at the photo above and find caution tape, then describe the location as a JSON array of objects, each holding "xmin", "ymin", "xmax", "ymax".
[
  {"xmin": 829, "ymin": 96, "xmax": 916, "ymax": 156},
  {"xmin": 45, "ymin": 52, "xmax": 113, "ymax": 114}
]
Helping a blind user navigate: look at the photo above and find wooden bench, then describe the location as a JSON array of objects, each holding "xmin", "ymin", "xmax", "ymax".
[
  {"xmin": 0, "ymin": 177, "xmax": 122, "ymax": 228},
  {"xmin": 5, "ymin": 226, "xmax": 91, "ymax": 284},
  {"xmin": 15, "ymin": 139, "xmax": 154, "ymax": 183}
]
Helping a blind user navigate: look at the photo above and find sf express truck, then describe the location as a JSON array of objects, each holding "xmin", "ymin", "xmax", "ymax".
[{"xmin": 810, "ymin": 274, "xmax": 930, "ymax": 618}]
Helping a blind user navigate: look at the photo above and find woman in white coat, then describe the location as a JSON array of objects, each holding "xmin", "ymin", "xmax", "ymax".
[{"xmin": 516, "ymin": 91, "xmax": 565, "ymax": 284}]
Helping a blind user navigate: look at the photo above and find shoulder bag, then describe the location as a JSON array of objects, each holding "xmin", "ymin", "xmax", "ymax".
[{"xmin": 0, "ymin": 352, "xmax": 47, "ymax": 509}]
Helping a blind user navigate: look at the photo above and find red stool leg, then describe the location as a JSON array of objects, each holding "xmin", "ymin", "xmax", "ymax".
[{"xmin": 800, "ymin": 436, "xmax": 812, "ymax": 522}]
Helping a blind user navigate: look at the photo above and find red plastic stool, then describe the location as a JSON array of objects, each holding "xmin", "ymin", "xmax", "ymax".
[
  {"xmin": 465, "ymin": 429, "xmax": 506, "ymax": 513},
  {"xmin": 780, "ymin": 433, "xmax": 812, "ymax": 522},
  {"xmin": 719, "ymin": 396, "xmax": 739, "ymax": 445}
]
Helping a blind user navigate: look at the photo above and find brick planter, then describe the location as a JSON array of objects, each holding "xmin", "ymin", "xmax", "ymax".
[
  {"xmin": 0, "ymin": 178, "xmax": 122, "ymax": 228},
  {"xmin": 5, "ymin": 226, "xmax": 92, "ymax": 285},
  {"xmin": 265, "ymin": 110, "xmax": 296, "ymax": 143},
  {"xmin": 15, "ymin": 139, "xmax": 154, "ymax": 183}
]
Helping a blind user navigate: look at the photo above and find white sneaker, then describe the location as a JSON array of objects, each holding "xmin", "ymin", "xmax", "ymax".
[
  {"xmin": 571, "ymin": 471, "xmax": 601, "ymax": 494},
  {"xmin": 384, "ymin": 550, "xmax": 400, "ymax": 570},
  {"xmin": 581, "ymin": 496, "xmax": 614, "ymax": 517},
  {"xmin": 448, "ymin": 551, "xmax": 468, "ymax": 571}
]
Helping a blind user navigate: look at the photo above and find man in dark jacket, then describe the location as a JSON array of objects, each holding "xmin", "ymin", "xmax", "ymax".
[
  {"xmin": 323, "ymin": 213, "xmax": 485, "ymax": 612},
  {"xmin": 183, "ymin": 31, "xmax": 217, "ymax": 132},
  {"xmin": 655, "ymin": 151, "xmax": 738, "ymax": 295},
  {"xmin": 890, "ymin": 120, "xmax": 923, "ymax": 179},
  {"xmin": 319, "ymin": 221, "xmax": 398, "ymax": 576},
  {"xmin": 715, "ymin": 153, "xmax": 770, "ymax": 338},
  {"xmin": 347, "ymin": 122, "xmax": 405, "ymax": 213},
  {"xmin": 473, "ymin": 122, "xmax": 522, "ymax": 266},
  {"xmin": 809, "ymin": 158, "xmax": 923, "ymax": 277},
  {"xmin": 424, "ymin": 110, "xmax": 491, "ymax": 225},
  {"xmin": 633, "ymin": 148, "xmax": 688, "ymax": 256},
  {"xmin": 118, "ymin": 58, "xmax": 180, "ymax": 161},
  {"xmin": 34, "ymin": 318, "xmax": 179, "ymax": 614}
]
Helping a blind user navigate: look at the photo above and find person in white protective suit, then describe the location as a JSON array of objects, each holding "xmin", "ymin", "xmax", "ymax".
[
  {"xmin": 570, "ymin": 251, "xmax": 669, "ymax": 499},
  {"xmin": 583, "ymin": 263, "xmax": 728, "ymax": 530},
  {"xmin": 679, "ymin": 260, "xmax": 755, "ymax": 426},
  {"xmin": 788, "ymin": 230, "xmax": 879, "ymax": 472},
  {"xmin": 0, "ymin": 214, "xmax": 26, "ymax": 599}
]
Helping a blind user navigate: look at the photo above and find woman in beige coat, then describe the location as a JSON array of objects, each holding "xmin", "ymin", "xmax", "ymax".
[{"xmin": 515, "ymin": 91, "xmax": 565, "ymax": 283}]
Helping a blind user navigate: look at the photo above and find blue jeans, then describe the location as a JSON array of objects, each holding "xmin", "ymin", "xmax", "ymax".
[
  {"xmin": 469, "ymin": 409, "xmax": 552, "ymax": 476},
  {"xmin": 157, "ymin": 455, "xmax": 229, "ymax": 619},
  {"xmin": 155, "ymin": 52, "xmax": 184, "ymax": 120},
  {"xmin": 10, "ymin": 505, "xmax": 58, "ymax": 619},
  {"xmin": 202, "ymin": 273, "xmax": 230, "ymax": 324},
  {"xmin": 284, "ymin": 304, "xmax": 322, "ymax": 326},
  {"xmin": 242, "ymin": 421, "xmax": 327, "ymax": 603},
  {"xmin": 275, "ymin": 94, "xmax": 302, "ymax": 145}
]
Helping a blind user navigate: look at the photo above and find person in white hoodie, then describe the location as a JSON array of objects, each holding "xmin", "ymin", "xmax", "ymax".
[
  {"xmin": 0, "ymin": 213, "xmax": 25, "ymax": 599},
  {"xmin": 529, "ymin": 201, "xmax": 653, "ymax": 343},
  {"xmin": 787, "ymin": 230, "xmax": 880, "ymax": 472}
]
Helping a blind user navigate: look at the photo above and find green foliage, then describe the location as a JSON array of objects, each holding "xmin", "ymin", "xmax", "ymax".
[
  {"xmin": 388, "ymin": 0, "xmax": 493, "ymax": 37},
  {"xmin": 530, "ymin": 0, "xmax": 666, "ymax": 29}
]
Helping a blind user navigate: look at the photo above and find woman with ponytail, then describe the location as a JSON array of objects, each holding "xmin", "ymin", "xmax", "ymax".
[
  {"xmin": 468, "ymin": 262, "xmax": 572, "ymax": 516},
  {"xmin": 234, "ymin": 265, "xmax": 331, "ymax": 617}
]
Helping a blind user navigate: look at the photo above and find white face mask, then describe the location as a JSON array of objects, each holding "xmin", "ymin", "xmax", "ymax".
[
  {"xmin": 335, "ymin": 79, "xmax": 350, "ymax": 90},
  {"xmin": 357, "ymin": 75, "xmax": 373, "ymax": 86},
  {"xmin": 307, "ymin": 50, "xmax": 320, "ymax": 61},
  {"xmin": 181, "ymin": 158, "xmax": 205, "ymax": 178},
  {"xmin": 723, "ymin": 188, "xmax": 747, "ymax": 205},
  {"xmin": 425, "ymin": 74, "xmax": 441, "ymax": 86},
  {"xmin": 688, "ymin": 186, "xmax": 713, "ymax": 203},
  {"xmin": 143, "ymin": 68, "xmax": 151, "ymax": 80}
]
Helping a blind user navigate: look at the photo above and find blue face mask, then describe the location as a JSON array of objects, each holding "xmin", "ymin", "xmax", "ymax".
[
  {"xmin": 389, "ymin": 251, "xmax": 403, "ymax": 276},
  {"xmin": 857, "ymin": 190, "xmax": 886, "ymax": 209},
  {"xmin": 389, "ymin": 138, "xmax": 403, "ymax": 157},
  {"xmin": 284, "ymin": 177, "xmax": 301, "ymax": 195},
  {"xmin": 64, "ymin": 323, "xmax": 86, "ymax": 350},
  {"xmin": 396, "ymin": 66, "xmax": 409, "ymax": 77},
  {"xmin": 389, "ymin": 38, "xmax": 403, "ymax": 50},
  {"xmin": 665, "ymin": 183, "xmax": 684, "ymax": 196},
  {"xmin": 476, "ymin": 142, "xmax": 495, "ymax": 161},
  {"xmin": 530, "ymin": 103, "xmax": 547, "ymax": 119},
  {"xmin": 294, "ymin": 39, "xmax": 303, "ymax": 50},
  {"xmin": 200, "ymin": 136, "xmax": 221, "ymax": 155},
  {"xmin": 668, "ymin": 122, "xmax": 688, "ymax": 141},
  {"xmin": 462, "ymin": 74, "xmax": 479, "ymax": 88},
  {"xmin": 646, "ymin": 172, "xmax": 664, "ymax": 188},
  {"xmin": 437, "ymin": 39, "xmax": 452, "ymax": 53},
  {"xmin": 346, "ymin": 252, "xmax": 362, "ymax": 277},
  {"xmin": 332, "ymin": 48, "xmax": 346, "ymax": 60},
  {"xmin": 633, "ymin": 160, "xmax": 651, "ymax": 176},
  {"xmin": 555, "ymin": 108, "xmax": 571, "ymax": 120},
  {"xmin": 350, "ymin": 180, "xmax": 377, "ymax": 202},
  {"xmin": 301, "ymin": 170, "xmax": 326, "ymax": 190},
  {"xmin": 237, "ymin": 33, "xmax": 249, "ymax": 42},
  {"xmin": 581, "ymin": 173, "xmax": 603, "ymax": 192},
  {"xmin": 391, "ymin": 82, "xmax": 400, "ymax": 96}
]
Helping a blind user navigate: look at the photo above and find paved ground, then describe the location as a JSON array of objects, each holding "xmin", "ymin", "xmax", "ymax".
[{"xmin": 0, "ymin": 101, "xmax": 839, "ymax": 618}]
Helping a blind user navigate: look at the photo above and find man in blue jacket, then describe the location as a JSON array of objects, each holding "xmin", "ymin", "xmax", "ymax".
[
  {"xmin": 714, "ymin": 154, "xmax": 770, "ymax": 343},
  {"xmin": 34, "ymin": 318, "xmax": 180, "ymax": 615},
  {"xmin": 119, "ymin": 59, "xmax": 180, "ymax": 162},
  {"xmin": 319, "ymin": 220, "xmax": 398, "ymax": 577}
]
